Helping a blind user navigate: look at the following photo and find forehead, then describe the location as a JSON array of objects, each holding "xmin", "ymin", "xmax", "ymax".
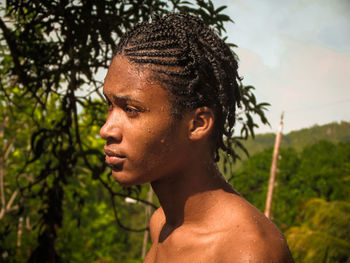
[
  {"xmin": 103, "ymin": 56, "xmax": 170, "ymax": 103},
  {"xmin": 105, "ymin": 56, "xmax": 150, "ymax": 91}
]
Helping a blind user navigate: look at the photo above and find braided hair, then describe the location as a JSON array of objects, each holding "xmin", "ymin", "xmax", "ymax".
[{"xmin": 115, "ymin": 13, "xmax": 241, "ymax": 161}]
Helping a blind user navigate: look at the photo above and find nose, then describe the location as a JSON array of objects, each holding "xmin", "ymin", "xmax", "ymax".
[{"xmin": 100, "ymin": 113, "xmax": 122, "ymax": 142}]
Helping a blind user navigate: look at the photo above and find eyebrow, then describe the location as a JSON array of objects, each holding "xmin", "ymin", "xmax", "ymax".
[
  {"xmin": 103, "ymin": 93, "xmax": 148, "ymax": 111},
  {"xmin": 103, "ymin": 93, "xmax": 140, "ymax": 104}
]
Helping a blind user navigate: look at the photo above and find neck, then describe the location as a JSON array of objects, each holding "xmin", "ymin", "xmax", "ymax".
[{"xmin": 151, "ymin": 157, "xmax": 234, "ymax": 228}]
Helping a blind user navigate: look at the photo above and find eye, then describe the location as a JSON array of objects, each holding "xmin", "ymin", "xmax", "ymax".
[{"xmin": 124, "ymin": 105, "xmax": 140, "ymax": 116}]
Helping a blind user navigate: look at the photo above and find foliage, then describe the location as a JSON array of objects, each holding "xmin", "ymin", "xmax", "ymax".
[
  {"xmin": 229, "ymin": 140, "xmax": 350, "ymax": 262},
  {"xmin": 286, "ymin": 199, "xmax": 350, "ymax": 262},
  {"xmin": 0, "ymin": 0, "xmax": 269, "ymax": 262},
  {"xmin": 230, "ymin": 141, "xmax": 350, "ymax": 229},
  {"xmin": 239, "ymin": 121, "xmax": 350, "ymax": 159}
]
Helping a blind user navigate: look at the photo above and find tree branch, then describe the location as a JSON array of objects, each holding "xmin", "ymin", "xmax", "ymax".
[
  {"xmin": 6, "ymin": 189, "xmax": 18, "ymax": 211},
  {"xmin": 111, "ymin": 194, "xmax": 148, "ymax": 233},
  {"xmin": 0, "ymin": 17, "xmax": 31, "ymax": 87}
]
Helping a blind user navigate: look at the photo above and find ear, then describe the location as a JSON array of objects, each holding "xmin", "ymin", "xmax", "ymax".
[{"xmin": 188, "ymin": 107, "xmax": 215, "ymax": 141}]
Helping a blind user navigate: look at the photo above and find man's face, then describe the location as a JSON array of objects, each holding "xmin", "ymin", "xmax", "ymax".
[{"xmin": 100, "ymin": 55, "xmax": 191, "ymax": 186}]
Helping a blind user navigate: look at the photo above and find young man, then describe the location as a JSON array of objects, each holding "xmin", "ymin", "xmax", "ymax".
[{"xmin": 100, "ymin": 13, "xmax": 293, "ymax": 262}]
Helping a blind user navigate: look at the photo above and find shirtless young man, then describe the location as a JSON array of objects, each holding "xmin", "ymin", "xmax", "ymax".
[{"xmin": 100, "ymin": 13, "xmax": 294, "ymax": 263}]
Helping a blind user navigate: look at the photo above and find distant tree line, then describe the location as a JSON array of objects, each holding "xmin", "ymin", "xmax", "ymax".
[{"xmin": 230, "ymin": 140, "xmax": 350, "ymax": 262}]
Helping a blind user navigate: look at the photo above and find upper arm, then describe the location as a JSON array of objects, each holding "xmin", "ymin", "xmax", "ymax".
[
  {"xmin": 220, "ymin": 233, "xmax": 294, "ymax": 263},
  {"xmin": 220, "ymin": 200, "xmax": 294, "ymax": 263},
  {"xmin": 149, "ymin": 207, "xmax": 165, "ymax": 244}
]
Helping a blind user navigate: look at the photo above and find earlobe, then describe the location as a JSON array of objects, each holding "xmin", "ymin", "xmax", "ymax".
[{"xmin": 188, "ymin": 107, "xmax": 215, "ymax": 141}]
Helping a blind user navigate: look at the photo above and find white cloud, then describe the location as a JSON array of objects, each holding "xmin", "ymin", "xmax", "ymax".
[
  {"xmin": 235, "ymin": 36, "xmax": 350, "ymax": 133},
  {"xmin": 214, "ymin": 0, "xmax": 350, "ymax": 133}
]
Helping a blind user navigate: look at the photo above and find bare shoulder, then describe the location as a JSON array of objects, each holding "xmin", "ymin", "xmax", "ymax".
[
  {"xmin": 149, "ymin": 207, "xmax": 165, "ymax": 243},
  {"xmin": 216, "ymin": 194, "xmax": 294, "ymax": 262}
]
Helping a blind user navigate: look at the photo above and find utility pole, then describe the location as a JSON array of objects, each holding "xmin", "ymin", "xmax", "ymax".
[{"xmin": 264, "ymin": 112, "xmax": 284, "ymax": 219}]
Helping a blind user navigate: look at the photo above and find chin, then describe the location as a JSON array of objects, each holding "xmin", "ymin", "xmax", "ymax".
[{"xmin": 111, "ymin": 170, "xmax": 144, "ymax": 187}]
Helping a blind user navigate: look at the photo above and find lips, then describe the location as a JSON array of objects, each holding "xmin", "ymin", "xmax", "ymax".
[{"xmin": 104, "ymin": 147, "xmax": 126, "ymax": 167}]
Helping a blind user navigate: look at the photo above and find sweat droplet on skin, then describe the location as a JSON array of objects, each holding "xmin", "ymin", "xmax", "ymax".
[{"xmin": 160, "ymin": 139, "xmax": 165, "ymax": 143}]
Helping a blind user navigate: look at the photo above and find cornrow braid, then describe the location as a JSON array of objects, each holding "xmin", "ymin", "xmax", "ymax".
[{"xmin": 114, "ymin": 13, "xmax": 241, "ymax": 161}]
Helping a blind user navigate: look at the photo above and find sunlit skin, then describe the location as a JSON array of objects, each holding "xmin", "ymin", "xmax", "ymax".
[
  {"xmin": 100, "ymin": 56, "xmax": 294, "ymax": 262},
  {"xmin": 100, "ymin": 56, "xmax": 194, "ymax": 186}
]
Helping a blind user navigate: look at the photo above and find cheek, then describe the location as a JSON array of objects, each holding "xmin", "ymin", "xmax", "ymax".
[
  {"xmin": 141, "ymin": 128, "xmax": 172, "ymax": 158},
  {"xmin": 147, "ymin": 126, "xmax": 186, "ymax": 168},
  {"xmin": 131, "ymin": 123, "xmax": 178, "ymax": 166}
]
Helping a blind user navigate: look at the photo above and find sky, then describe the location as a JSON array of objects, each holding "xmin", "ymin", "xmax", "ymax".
[{"xmin": 216, "ymin": 0, "xmax": 350, "ymax": 134}]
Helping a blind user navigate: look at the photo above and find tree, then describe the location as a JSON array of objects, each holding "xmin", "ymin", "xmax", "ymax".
[
  {"xmin": 230, "ymin": 141, "xmax": 350, "ymax": 229},
  {"xmin": 286, "ymin": 198, "xmax": 350, "ymax": 262},
  {"xmin": 0, "ymin": 1, "xmax": 269, "ymax": 261},
  {"xmin": 293, "ymin": 140, "xmax": 350, "ymax": 202}
]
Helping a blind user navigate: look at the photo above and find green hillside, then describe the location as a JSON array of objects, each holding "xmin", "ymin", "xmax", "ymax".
[
  {"xmin": 241, "ymin": 121, "xmax": 350, "ymax": 156},
  {"xmin": 228, "ymin": 121, "xmax": 350, "ymax": 172},
  {"xmin": 229, "ymin": 140, "xmax": 350, "ymax": 262}
]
